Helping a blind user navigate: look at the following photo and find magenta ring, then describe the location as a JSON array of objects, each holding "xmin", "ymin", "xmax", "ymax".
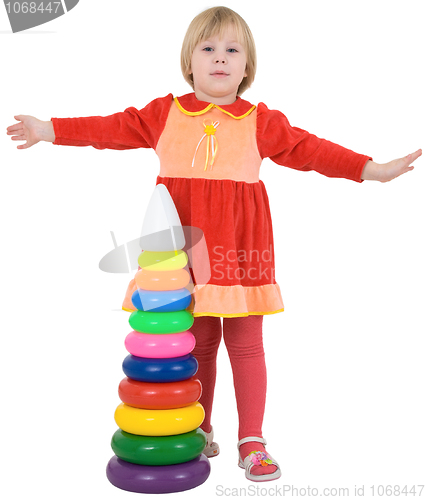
[{"xmin": 125, "ymin": 330, "xmax": 195, "ymax": 358}]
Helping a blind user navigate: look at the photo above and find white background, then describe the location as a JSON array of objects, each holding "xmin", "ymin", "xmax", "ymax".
[{"xmin": 0, "ymin": 0, "xmax": 425, "ymax": 498}]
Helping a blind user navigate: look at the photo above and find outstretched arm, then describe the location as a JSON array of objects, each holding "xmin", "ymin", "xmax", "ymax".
[
  {"xmin": 6, "ymin": 94, "xmax": 173, "ymax": 152},
  {"xmin": 257, "ymin": 103, "xmax": 422, "ymax": 183},
  {"xmin": 361, "ymin": 149, "xmax": 422, "ymax": 182}
]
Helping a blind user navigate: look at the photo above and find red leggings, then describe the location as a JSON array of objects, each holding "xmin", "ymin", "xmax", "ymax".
[{"xmin": 190, "ymin": 315, "xmax": 266, "ymax": 441}]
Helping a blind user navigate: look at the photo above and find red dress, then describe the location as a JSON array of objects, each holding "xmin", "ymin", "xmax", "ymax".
[{"xmin": 51, "ymin": 93, "xmax": 371, "ymax": 317}]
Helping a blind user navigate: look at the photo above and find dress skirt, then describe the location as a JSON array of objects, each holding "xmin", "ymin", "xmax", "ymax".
[{"xmin": 122, "ymin": 175, "xmax": 284, "ymax": 317}]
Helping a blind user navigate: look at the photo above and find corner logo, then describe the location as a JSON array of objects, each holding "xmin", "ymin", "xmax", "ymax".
[{"xmin": 3, "ymin": 0, "xmax": 79, "ymax": 33}]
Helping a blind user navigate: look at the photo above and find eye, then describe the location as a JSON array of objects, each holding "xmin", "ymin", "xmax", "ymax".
[
  {"xmin": 203, "ymin": 47, "xmax": 214, "ymax": 52},
  {"xmin": 227, "ymin": 48, "xmax": 238, "ymax": 53}
]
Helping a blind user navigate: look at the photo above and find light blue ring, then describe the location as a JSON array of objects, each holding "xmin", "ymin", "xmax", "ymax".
[{"xmin": 132, "ymin": 288, "xmax": 191, "ymax": 312}]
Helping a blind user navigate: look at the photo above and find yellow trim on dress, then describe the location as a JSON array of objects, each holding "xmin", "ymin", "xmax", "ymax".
[
  {"xmin": 174, "ymin": 97, "xmax": 215, "ymax": 116},
  {"xmin": 214, "ymin": 104, "xmax": 256, "ymax": 120},
  {"xmin": 123, "ymin": 307, "xmax": 284, "ymax": 317},
  {"xmin": 193, "ymin": 308, "xmax": 284, "ymax": 318},
  {"xmin": 174, "ymin": 97, "xmax": 256, "ymax": 120}
]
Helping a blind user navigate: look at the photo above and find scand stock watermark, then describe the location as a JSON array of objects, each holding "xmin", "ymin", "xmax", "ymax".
[
  {"xmin": 99, "ymin": 229, "xmax": 276, "ymax": 286},
  {"xmin": 212, "ymin": 244, "xmax": 275, "ymax": 282},
  {"xmin": 215, "ymin": 484, "xmax": 425, "ymax": 497},
  {"xmin": 3, "ymin": 0, "xmax": 79, "ymax": 32}
]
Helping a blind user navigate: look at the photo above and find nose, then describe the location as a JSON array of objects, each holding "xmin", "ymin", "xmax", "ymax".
[{"xmin": 214, "ymin": 51, "xmax": 227, "ymax": 64}]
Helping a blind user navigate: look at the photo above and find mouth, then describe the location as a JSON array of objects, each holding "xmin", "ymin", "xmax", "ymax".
[{"xmin": 211, "ymin": 71, "xmax": 229, "ymax": 78}]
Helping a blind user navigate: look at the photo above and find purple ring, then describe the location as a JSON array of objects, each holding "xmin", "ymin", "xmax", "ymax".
[{"xmin": 106, "ymin": 454, "xmax": 210, "ymax": 493}]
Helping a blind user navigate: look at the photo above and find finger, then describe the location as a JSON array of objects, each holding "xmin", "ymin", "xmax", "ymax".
[
  {"xmin": 6, "ymin": 124, "xmax": 24, "ymax": 133},
  {"xmin": 411, "ymin": 149, "xmax": 422, "ymax": 161},
  {"xmin": 406, "ymin": 149, "xmax": 422, "ymax": 164},
  {"xmin": 401, "ymin": 166, "xmax": 415, "ymax": 175},
  {"xmin": 401, "ymin": 166, "xmax": 415, "ymax": 177},
  {"xmin": 11, "ymin": 135, "xmax": 26, "ymax": 141},
  {"xmin": 17, "ymin": 142, "xmax": 30, "ymax": 150}
]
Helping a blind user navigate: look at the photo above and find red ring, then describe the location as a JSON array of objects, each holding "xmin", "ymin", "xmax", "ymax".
[{"xmin": 118, "ymin": 376, "xmax": 202, "ymax": 409}]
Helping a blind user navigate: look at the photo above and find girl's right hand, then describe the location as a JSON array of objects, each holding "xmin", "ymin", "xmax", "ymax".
[{"xmin": 6, "ymin": 115, "xmax": 55, "ymax": 149}]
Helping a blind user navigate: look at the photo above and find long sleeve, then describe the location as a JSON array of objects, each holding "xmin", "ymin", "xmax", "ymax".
[
  {"xmin": 51, "ymin": 93, "xmax": 173, "ymax": 151},
  {"xmin": 256, "ymin": 102, "xmax": 372, "ymax": 182}
]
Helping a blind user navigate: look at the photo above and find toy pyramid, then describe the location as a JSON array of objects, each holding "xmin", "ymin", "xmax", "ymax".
[{"xmin": 106, "ymin": 184, "xmax": 210, "ymax": 494}]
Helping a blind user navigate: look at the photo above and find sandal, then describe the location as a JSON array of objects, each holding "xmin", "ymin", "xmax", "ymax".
[
  {"xmin": 237, "ymin": 436, "xmax": 281, "ymax": 482},
  {"xmin": 202, "ymin": 426, "xmax": 220, "ymax": 458}
]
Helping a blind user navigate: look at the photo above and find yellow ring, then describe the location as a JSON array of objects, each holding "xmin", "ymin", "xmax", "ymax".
[
  {"xmin": 114, "ymin": 402, "xmax": 205, "ymax": 436},
  {"xmin": 138, "ymin": 250, "xmax": 188, "ymax": 271}
]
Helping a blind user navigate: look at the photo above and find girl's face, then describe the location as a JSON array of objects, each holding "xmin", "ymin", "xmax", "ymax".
[{"xmin": 189, "ymin": 25, "xmax": 247, "ymax": 105}]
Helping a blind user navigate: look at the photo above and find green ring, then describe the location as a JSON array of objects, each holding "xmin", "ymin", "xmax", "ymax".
[
  {"xmin": 129, "ymin": 310, "xmax": 194, "ymax": 334},
  {"xmin": 111, "ymin": 428, "xmax": 207, "ymax": 466}
]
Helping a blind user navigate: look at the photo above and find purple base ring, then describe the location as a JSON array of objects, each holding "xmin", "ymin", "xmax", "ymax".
[{"xmin": 106, "ymin": 454, "xmax": 210, "ymax": 493}]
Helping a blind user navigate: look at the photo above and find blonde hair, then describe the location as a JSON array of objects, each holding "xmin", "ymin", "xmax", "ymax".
[{"xmin": 181, "ymin": 6, "xmax": 257, "ymax": 96}]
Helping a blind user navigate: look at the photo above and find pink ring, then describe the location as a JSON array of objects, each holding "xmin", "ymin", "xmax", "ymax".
[{"xmin": 125, "ymin": 330, "xmax": 196, "ymax": 358}]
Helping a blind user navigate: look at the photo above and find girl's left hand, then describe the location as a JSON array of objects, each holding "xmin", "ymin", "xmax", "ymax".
[{"xmin": 361, "ymin": 148, "xmax": 422, "ymax": 182}]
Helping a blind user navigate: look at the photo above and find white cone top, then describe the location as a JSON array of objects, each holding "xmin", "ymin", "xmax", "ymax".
[{"xmin": 139, "ymin": 184, "xmax": 186, "ymax": 252}]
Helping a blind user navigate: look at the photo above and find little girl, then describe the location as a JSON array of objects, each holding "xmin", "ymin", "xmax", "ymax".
[{"xmin": 6, "ymin": 6, "xmax": 421, "ymax": 483}]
